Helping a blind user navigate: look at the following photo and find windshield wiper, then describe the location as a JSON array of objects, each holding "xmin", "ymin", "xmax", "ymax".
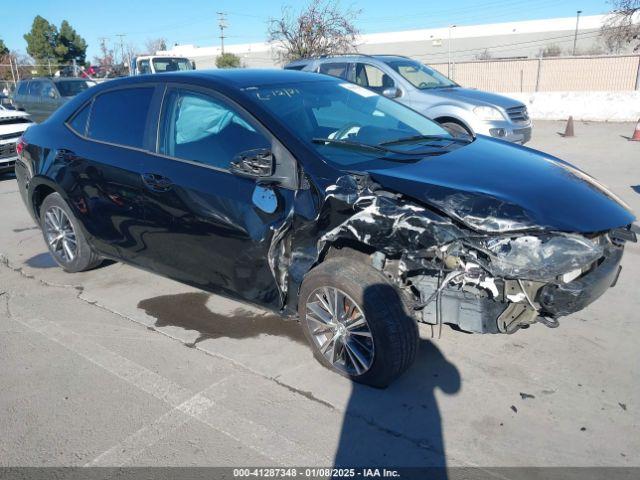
[
  {"xmin": 379, "ymin": 134, "xmax": 472, "ymax": 146},
  {"xmin": 311, "ymin": 137, "xmax": 439, "ymax": 161},
  {"xmin": 312, "ymin": 137, "xmax": 388, "ymax": 153}
]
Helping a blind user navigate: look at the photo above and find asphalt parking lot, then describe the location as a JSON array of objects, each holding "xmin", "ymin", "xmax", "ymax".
[{"xmin": 1, "ymin": 120, "xmax": 639, "ymax": 469}]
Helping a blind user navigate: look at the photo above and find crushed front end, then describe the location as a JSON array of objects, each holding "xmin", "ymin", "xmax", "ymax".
[{"xmin": 313, "ymin": 176, "xmax": 636, "ymax": 335}]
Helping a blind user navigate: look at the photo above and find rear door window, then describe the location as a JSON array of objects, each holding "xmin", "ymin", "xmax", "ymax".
[
  {"xmin": 319, "ymin": 62, "xmax": 351, "ymax": 81},
  {"xmin": 68, "ymin": 102, "xmax": 92, "ymax": 135},
  {"xmin": 87, "ymin": 87, "xmax": 154, "ymax": 149}
]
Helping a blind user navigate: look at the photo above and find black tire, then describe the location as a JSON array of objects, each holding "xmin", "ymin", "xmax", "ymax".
[
  {"xmin": 439, "ymin": 120, "xmax": 473, "ymax": 138},
  {"xmin": 39, "ymin": 192, "xmax": 102, "ymax": 273},
  {"xmin": 299, "ymin": 257, "xmax": 418, "ymax": 388}
]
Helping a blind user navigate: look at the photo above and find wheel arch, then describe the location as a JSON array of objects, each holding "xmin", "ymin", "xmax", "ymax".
[
  {"xmin": 30, "ymin": 177, "xmax": 68, "ymax": 221},
  {"xmin": 434, "ymin": 115, "xmax": 474, "ymax": 134}
]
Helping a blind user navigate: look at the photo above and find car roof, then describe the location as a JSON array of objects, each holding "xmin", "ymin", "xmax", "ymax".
[
  {"xmin": 23, "ymin": 77, "xmax": 91, "ymax": 83},
  {"xmin": 371, "ymin": 55, "xmax": 415, "ymax": 62},
  {"xmin": 286, "ymin": 54, "xmax": 417, "ymax": 65},
  {"xmin": 95, "ymin": 68, "xmax": 334, "ymax": 89}
]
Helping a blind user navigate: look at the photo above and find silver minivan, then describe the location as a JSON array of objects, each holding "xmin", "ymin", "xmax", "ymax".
[
  {"xmin": 12, "ymin": 77, "xmax": 96, "ymax": 123},
  {"xmin": 285, "ymin": 55, "xmax": 532, "ymax": 144}
]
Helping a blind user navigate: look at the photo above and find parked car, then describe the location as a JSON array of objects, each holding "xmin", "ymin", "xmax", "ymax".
[
  {"xmin": 0, "ymin": 105, "xmax": 32, "ymax": 175},
  {"xmin": 15, "ymin": 70, "xmax": 635, "ymax": 387},
  {"xmin": 130, "ymin": 55, "xmax": 195, "ymax": 75},
  {"xmin": 285, "ymin": 55, "xmax": 532, "ymax": 144},
  {"xmin": 12, "ymin": 77, "xmax": 96, "ymax": 123},
  {"xmin": 57, "ymin": 65, "xmax": 105, "ymax": 79}
]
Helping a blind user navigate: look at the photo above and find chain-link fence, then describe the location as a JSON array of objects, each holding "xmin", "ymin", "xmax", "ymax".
[{"xmin": 431, "ymin": 54, "xmax": 640, "ymax": 93}]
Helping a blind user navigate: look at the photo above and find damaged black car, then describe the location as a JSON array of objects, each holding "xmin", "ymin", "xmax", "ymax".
[{"xmin": 15, "ymin": 70, "xmax": 636, "ymax": 387}]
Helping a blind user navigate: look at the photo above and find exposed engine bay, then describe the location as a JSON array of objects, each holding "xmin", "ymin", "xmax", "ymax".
[{"xmin": 281, "ymin": 174, "xmax": 636, "ymax": 335}]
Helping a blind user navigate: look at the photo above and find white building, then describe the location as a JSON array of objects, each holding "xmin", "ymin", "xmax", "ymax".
[{"xmin": 163, "ymin": 14, "xmax": 631, "ymax": 69}]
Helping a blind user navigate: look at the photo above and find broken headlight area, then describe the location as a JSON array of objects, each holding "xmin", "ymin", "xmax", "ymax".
[
  {"xmin": 313, "ymin": 184, "xmax": 635, "ymax": 335},
  {"xmin": 405, "ymin": 231, "xmax": 629, "ymax": 334}
]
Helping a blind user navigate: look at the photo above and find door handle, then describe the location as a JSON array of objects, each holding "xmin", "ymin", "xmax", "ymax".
[{"xmin": 141, "ymin": 173, "xmax": 173, "ymax": 192}]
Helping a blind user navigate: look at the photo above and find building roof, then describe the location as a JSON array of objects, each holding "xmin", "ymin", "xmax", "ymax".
[{"xmin": 164, "ymin": 14, "xmax": 611, "ymax": 58}]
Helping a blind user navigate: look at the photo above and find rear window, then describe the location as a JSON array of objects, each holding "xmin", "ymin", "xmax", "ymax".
[
  {"xmin": 87, "ymin": 87, "xmax": 154, "ymax": 149},
  {"xmin": 68, "ymin": 102, "xmax": 92, "ymax": 135}
]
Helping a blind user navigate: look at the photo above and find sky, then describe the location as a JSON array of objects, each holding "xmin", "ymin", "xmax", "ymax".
[{"xmin": 3, "ymin": 0, "xmax": 614, "ymax": 61}]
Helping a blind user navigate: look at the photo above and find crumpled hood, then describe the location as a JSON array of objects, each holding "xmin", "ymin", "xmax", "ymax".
[
  {"xmin": 428, "ymin": 87, "xmax": 523, "ymax": 109},
  {"xmin": 366, "ymin": 136, "xmax": 635, "ymax": 233}
]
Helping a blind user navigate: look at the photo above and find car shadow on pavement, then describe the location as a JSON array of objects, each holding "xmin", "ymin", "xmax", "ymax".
[
  {"xmin": 25, "ymin": 252, "xmax": 58, "ymax": 268},
  {"xmin": 333, "ymin": 284, "xmax": 460, "ymax": 479}
]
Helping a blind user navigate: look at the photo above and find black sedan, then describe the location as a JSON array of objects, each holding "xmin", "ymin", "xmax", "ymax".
[{"xmin": 15, "ymin": 70, "xmax": 636, "ymax": 387}]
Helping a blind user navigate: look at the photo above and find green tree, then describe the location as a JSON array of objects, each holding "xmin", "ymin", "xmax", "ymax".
[
  {"xmin": 0, "ymin": 38, "xmax": 8, "ymax": 56},
  {"xmin": 216, "ymin": 52, "xmax": 241, "ymax": 68},
  {"xmin": 56, "ymin": 20, "xmax": 87, "ymax": 64},
  {"xmin": 23, "ymin": 15, "xmax": 58, "ymax": 65},
  {"xmin": 24, "ymin": 16, "xmax": 87, "ymax": 72}
]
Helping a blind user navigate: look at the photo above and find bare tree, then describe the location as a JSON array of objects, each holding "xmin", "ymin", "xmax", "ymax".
[
  {"xmin": 474, "ymin": 49, "xmax": 493, "ymax": 61},
  {"xmin": 602, "ymin": 0, "xmax": 640, "ymax": 52},
  {"xmin": 538, "ymin": 43, "xmax": 562, "ymax": 57},
  {"xmin": 267, "ymin": 1, "xmax": 361, "ymax": 63},
  {"xmin": 145, "ymin": 37, "xmax": 167, "ymax": 55},
  {"xmin": 94, "ymin": 38, "xmax": 114, "ymax": 69}
]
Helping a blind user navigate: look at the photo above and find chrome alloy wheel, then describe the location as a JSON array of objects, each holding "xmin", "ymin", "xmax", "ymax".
[
  {"xmin": 44, "ymin": 206, "xmax": 77, "ymax": 263},
  {"xmin": 305, "ymin": 287, "xmax": 375, "ymax": 376}
]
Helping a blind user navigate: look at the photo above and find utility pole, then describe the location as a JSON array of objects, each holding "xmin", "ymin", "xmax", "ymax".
[
  {"xmin": 448, "ymin": 25, "xmax": 456, "ymax": 78},
  {"xmin": 572, "ymin": 10, "xmax": 582, "ymax": 56},
  {"xmin": 217, "ymin": 12, "xmax": 227, "ymax": 54},
  {"xmin": 116, "ymin": 34, "xmax": 127, "ymax": 68}
]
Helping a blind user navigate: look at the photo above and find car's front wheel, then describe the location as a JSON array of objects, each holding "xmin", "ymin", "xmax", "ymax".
[
  {"xmin": 299, "ymin": 256, "xmax": 418, "ymax": 388},
  {"xmin": 40, "ymin": 192, "xmax": 102, "ymax": 272}
]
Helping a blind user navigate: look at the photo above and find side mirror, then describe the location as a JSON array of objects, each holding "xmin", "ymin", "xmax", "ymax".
[
  {"xmin": 230, "ymin": 148, "xmax": 275, "ymax": 178},
  {"xmin": 382, "ymin": 87, "xmax": 401, "ymax": 99},
  {"xmin": 48, "ymin": 89, "xmax": 57, "ymax": 99}
]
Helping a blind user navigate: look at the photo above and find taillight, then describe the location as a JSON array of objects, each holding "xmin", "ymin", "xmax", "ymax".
[{"xmin": 16, "ymin": 137, "xmax": 26, "ymax": 157}]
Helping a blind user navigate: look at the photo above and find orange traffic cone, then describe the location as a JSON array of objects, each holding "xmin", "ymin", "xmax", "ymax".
[
  {"xmin": 562, "ymin": 116, "xmax": 575, "ymax": 137},
  {"xmin": 630, "ymin": 119, "xmax": 640, "ymax": 142}
]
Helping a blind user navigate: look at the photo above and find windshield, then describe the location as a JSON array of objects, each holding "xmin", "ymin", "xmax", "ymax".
[
  {"xmin": 56, "ymin": 80, "xmax": 96, "ymax": 97},
  {"xmin": 386, "ymin": 60, "xmax": 457, "ymax": 90},
  {"xmin": 152, "ymin": 58, "xmax": 193, "ymax": 72},
  {"xmin": 243, "ymin": 80, "xmax": 458, "ymax": 168}
]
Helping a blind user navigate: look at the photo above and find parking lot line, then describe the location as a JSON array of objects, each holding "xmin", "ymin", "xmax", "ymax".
[
  {"xmin": 86, "ymin": 385, "xmax": 224, "ymax": 466},
  {"xmin": 11, "ymin": 314, "xmax": 331, "ymax": 466}
]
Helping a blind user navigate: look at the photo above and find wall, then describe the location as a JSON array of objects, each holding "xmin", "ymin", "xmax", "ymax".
[
  {"xmin": 506, "ymin": 91, "xmax": 640, "ymax": 121},
  {"xmin": 431, "ymin": 55, "xmax": 640, "ymax": 92}
]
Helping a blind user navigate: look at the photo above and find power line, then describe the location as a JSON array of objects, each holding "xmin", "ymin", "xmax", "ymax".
[{"xmin": 217, "ymin": 12, "xmax": 228, "ymax": 54}]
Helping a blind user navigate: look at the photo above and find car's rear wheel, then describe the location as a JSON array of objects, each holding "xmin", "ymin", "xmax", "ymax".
[
  {"xmin": 299, "ymin": 257, "xmax": 418, "ymax": 388},
  {"xmin": 40, "ymin": 193, "xmax": 102, "ymax": 272}
]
